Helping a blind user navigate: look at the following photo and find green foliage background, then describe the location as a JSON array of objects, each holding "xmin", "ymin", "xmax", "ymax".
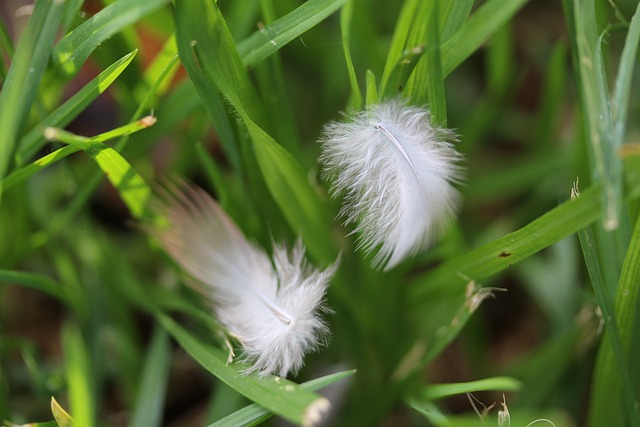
[{"xmin": 1, "ymin": 0, "xmax": 640, "ymax": 426}]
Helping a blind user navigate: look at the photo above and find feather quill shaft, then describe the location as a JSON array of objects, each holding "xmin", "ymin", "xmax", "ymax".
[
  {"xmin": 149, "ymin": 183, "xmax": 336, "ymax": 377},
  {"xmin": 319, "ymin": 99, "xmax": 462, "ymax": 270}
]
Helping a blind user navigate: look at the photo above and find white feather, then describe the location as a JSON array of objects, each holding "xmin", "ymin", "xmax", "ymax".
[
  {"xmin": 151, "ymin": 184, "xmax": 336, "ymax": 377},
  {"xmin": 319, "ymin": 99, "xmax": 462, "ymax": 270}
]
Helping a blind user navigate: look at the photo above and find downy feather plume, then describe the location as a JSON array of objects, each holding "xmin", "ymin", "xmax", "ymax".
[
  {"xmin": 150, "ymin": 183, "xmax": 337, "ymax": 377},
  {"xmin": 319, "ymin": 99, "xmax": 462, "ymax": 271}
]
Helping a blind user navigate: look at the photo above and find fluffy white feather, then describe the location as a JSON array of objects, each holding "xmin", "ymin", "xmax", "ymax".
[
  {"xmin": 319, "ymin": 99, "xmax": 462, "ymax": 270},
  {"xmin": 151, "ymin": 184, "xmax": 336, "ymax": 377}
]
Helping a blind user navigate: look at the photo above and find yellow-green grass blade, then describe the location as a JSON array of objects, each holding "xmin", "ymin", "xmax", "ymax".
[{"xmin": 63, "ymin": 323, "xmax": 95, "ymax": 427}]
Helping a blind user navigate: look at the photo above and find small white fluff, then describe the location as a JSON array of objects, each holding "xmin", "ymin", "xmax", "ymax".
[
  {"xmin": 319, "ymin": 99, "xmax": 462, "ymax": 270},
  {"xmin": 151, "ymin": 183, "xmax": 336, "ymax": 377}
]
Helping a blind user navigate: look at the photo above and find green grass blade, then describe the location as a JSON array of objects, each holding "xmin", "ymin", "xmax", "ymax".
[
  {"xmin": 365, "ymin": 69, "xmax": 379, "ymax": 107},
  {"xmin": 127, "ymin": 328, "xmax": 170, "ymax": 427},
  {"xmin": 208, "ymin": 370, "xmax": 355, "ymax": 427},
  {"xmin": 573, "ymin": 0, "xmax": 618, "ymax": 230},
  {"xmin": 157, "ymin": 313, "xmax": 332, "ymax": 427},
  {"xmin": 44, "ymin": 119, "xmax": 156, "ymax": 220},
  {"xmin": 439, "ymin": 0, "xmax": 473, "ymax": 41},
  {"xmin": 0, "ymin": 0, "xmax": 64, "ymax": 181},
  {"xmin": 0, "ymin": 269, "xmax": 65, "ymax": 302},
  {"xmin": 588, "ymin": 213, "xmax": 640, "ymax": 426},
  {"xmin": 379, "ymin": 0, "xmax": 421, "ymax": 94},
  {"xmin": 340, "ymin": 0, "xmax": 363, "ymax": 110},
  {"xmin": 17, "ymin": 50, "xmax": 138, "ymax": 162},
  {"xmin": 420, "ymin": 376, "xmax": 522, "ymax": 400},
  {"xmin": 52, "ymin": 0, "xmax": 170, "ymax": 77},
  {"xmin": 405, "ymin": 0, "xmax": 446, "ymax": 124},
  {"xmin": 441, "ymin": 0, "xmax": 530, "ymax": 77},
  {"xmin": 237, "ymin": 0, "xmax": 347, "ymax": 67},
  {"xmin": 63, "ymin": 323, "xmax": 95, "ymax": 427},
  {"xmin": 409, "ymin": 184, "xmax": 603, "ymax": 300}
]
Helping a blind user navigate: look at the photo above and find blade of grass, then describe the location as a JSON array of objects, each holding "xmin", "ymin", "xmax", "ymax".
[
  {"xmin": 43, "ymin": 124, "xmax": 155, "ymax": 221},
  {"xmin": 237, "ymin": 0, "xmax": 347, "ymax": 68},
  {"xmin": 157, "ymin": 313, "xmax": 332, "ymax": 427},
  {"xmin": 379, "ymin": 0, "xmax": 422, "ymax": 93},
  {"xmin": 51, "ymin": 396, "xmax": 74, "ymax": 427},
  {"xmin": 441, "ymin": 0, "xmax": 530, "ymax": 77},
  {"xmin": 573, "ymin": 0, "xmax": 619, "ymax": 231},
  {"xmin": 52, "ymin": 0, "xmax": 170, "ymax": 77},
  {"xmin": 0, "ymin": 0, "xmax": 64, "ymax": 181},
  {"xmin": 420, "ymin": 376, "xmax": 522, "ymax": 400},
  {"xmin": 588, "ymin": 212, "xmax": 640, "ymax": 426},
  {"xmin": 127, "ymin": 327, "xmax": 170, "ymax": 427},
  {"xmin": 17, "ymin": 50, "xmax": 138, "ymax": 162},
  {"xmin": 439, "ymin": 0, "xmax": 474, "ymax": 41},
  {"xmin": 340, "ymin": 0, "xmax": 363, "ymax": 110},
  {"xmin": 405, "ymin": 0, "xmax": 446, "ymax": 124},
  {"xmin": 208, "ymin": 370, "xmax": 355, "ymax": 427},
  {"xmin": 409, "ymin": 183, "xmax": 603, "ymax": 300},
  {"xmin": 63, "ymin": 323, "xmax": 95, "ymax": 427},
  {"xmin": 0, "ymin": 269, "xmax": 65, "ymax": 302}
]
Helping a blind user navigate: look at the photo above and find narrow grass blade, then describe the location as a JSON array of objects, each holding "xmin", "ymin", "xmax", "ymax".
[
  {"xmin": 208, "ymin": 370, "xmax": 355, "ymax": 427},
  {"xmin": 52, "ymin": 0, "xmax": 170, "ymax": 77},
  {"xmin": 63, "ymin": 323, "xmax": 95, "ymax": 427},
  {"xmin": 573, "ymin": 0, "xmax": 618, "ymax": 230},
  {"xmin": 44, "ymin": 119, "xmax": 156, "ymax": 220},
  {"xmin": 405, "ymin": 0, "xmax": 446, "ymax": 124},
  {"xmin": 237, "ymin": 0, "xmax": 347, "ymax": 67},
  {"xmin": 365, "ymin": 69, "xmax": 379, "ymax": 107},
  {"xmin": 340, "ymin": 0, "xmax": 363, "ymax": 110},
  {"xmin": 441, "ymin": 0, "xmax": 530, "ymax": 77},
  {"xmin": 127, "ymin": 328, "xmax": 170, "ymax": 427},
  {"xmin": 588, "ymin": 213, "xmax": 640, "ymax": 426},
  {"xmin": 420, "ymin": 377, "xmax": 522, "ymax": 400},
  {"xmin": 409, "ymin": 184, "xmax": 602, "ymax": 300},
  {"xmin": 0, "ymin": 0, "xmax": 64, "ymax": 180},
  {"xmin": 380, "ymin": 46, "xmax": 424, "ymax": 100},
  {"xmin": 0, "ymin": 269, "xmax": 65, "ymax": 302},
  {"xmin": 157, "ymin": 314, "xmax": 332, "ymax": 427},
  {"xmin": 439, "ymin": 0, "xmax": 473, "ymax": 41},
  {"xmin": 379, "ymin": 0, "xmax": 422, "ymax": 93},
  {"xmin": 17, "ymin": 50, "xmax": 138, "ymax": 162}
]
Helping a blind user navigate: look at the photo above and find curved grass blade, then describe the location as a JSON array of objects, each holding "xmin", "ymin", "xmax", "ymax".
[
  {"xmin": 17, "ymin": 50, "xmax": 138, "ymax": 162},
  {"xmin": 441, "ymin": 0, "xmax": 530, "ymax": 77},
  {"xmin": 208, "ymin": 370, "xmax": 355, "ymax": 427},
  {"xmin": 340, "ymin": 0, "xmax": 363, "ymax": 110},
  {"xmin": 157, "ymin": 313, "xmax": 332, "ymax": 427},
  {"xmin": 52, "ymin": 0, "xmax": 170, "ymax": 77},
  {"xmin": 237, "ymin": 0, "xmax": 347, "ymax": 67},
  {"xmin": 43, "ymin": 118, "xmax": 157, "ymax": 220},
  {"xmin": 0, "ymin": 269, "xmax": 65, "ymax": 302}
]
